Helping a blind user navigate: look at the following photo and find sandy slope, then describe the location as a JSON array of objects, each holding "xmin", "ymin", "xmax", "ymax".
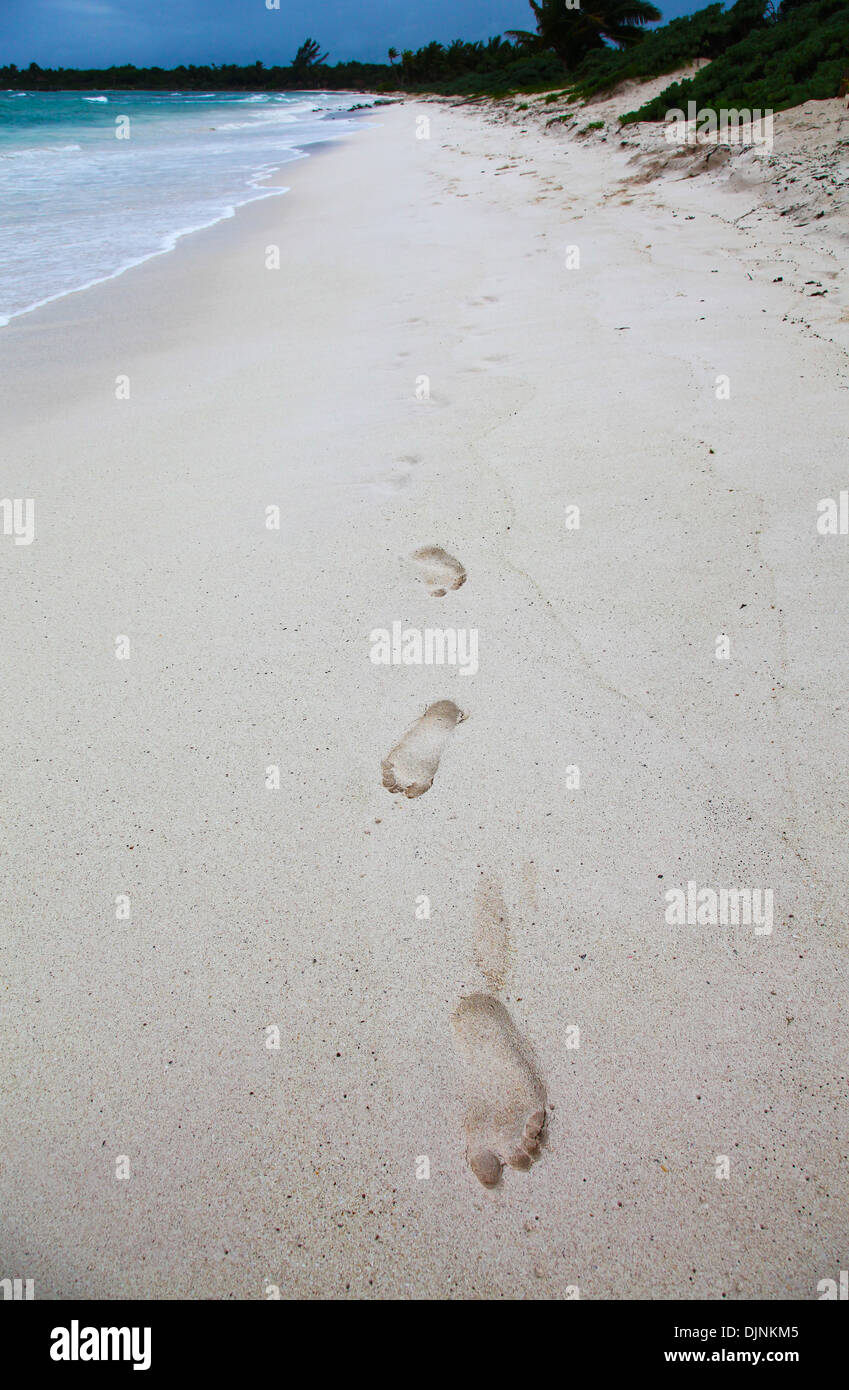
[{"xmin": 1, "ymin": 96, "xmax": 847, "ymax": 1299}]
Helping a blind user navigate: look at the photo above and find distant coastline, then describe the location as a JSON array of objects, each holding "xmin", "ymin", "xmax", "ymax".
[{"xmin": 1, "ymin": 60, "xmax": 395, "ymax": 94}]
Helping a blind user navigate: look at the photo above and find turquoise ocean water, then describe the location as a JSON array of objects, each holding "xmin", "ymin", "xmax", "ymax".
[{"xmin": 0, "ymin": 89, "xmax": 362, "ymax": 324}]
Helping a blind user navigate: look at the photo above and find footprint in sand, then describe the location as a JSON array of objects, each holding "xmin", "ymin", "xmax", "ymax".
[
  {"xmin": 411, "ymin": 545, "xmax": 466, "ymax": 598},
  {"xmin": 381, "ymin": 699, "xmax": 465, "ymax": 799},
  {"xmin": 452, "ymin": 877, "xmax": 547, "ymax": 1187},
  {"xmin": 452, "ymin": 995, "xmax": 547, "ymax": 1188}
]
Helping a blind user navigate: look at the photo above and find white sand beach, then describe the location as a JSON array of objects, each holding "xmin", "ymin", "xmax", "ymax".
[{"xmin": 1, "ymin": 93, "xmax": 848, "ymax": 1299}]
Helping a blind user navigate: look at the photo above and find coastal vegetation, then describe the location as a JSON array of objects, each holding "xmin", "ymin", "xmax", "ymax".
[
  {"xmin": 506, "ymin": 0, "xmax": 663, "ymax": 69},
  {"xmin": 1, "ymin": 0, "xmax": 845, "ymax": 117},
  {"xmin": 620, "ymin": 0, "xmax": 849, "ymax": 121}
]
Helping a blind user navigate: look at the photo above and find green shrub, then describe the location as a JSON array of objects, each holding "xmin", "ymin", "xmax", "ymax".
[
  {"xmin": 620, "ymin": 0, "xmax": 849, "ymax": 119},
  {"xmin": 569, "ymin": 0, "xmax": 768, "ymax": 100}
]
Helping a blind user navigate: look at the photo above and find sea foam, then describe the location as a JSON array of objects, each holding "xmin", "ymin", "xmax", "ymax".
[{"xmin": 0, "ymin": 89, "xmax": 364, "ymax": 325}]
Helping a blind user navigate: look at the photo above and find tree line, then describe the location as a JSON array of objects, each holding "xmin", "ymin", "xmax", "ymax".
[{"xmin": 1, "ymin": 0, "xmax": 844, "ymax": 114}]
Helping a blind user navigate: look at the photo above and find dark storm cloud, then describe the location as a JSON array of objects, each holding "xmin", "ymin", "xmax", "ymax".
[{"xmin": 2, "ymin": 0, "xmax": 707, "ymax": 68}]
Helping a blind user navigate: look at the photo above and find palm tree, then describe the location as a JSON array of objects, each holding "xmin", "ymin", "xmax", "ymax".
[
  {"xmin": 291, "ymin": 38, "xmax": 328, "ymax": 77},
  {"xmin": 509, "ymin": 0, "xmax": 661, "ymax": 68},
  {"xmin": 388, "ymin": 47, "xmax": 399, "ymax": 67}
]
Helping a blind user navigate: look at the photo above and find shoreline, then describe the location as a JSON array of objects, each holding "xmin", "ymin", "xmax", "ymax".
[
  {"xmin": 2, "ymin": 97, "xmax": 848, "ymax": 1299},
  {"xmin": 0, "ymin": 181, "xmax": 294, "ymax": 330},
  {"xmin": 0, "ymin": 95, "xmax": 378, "ymax": 330}
]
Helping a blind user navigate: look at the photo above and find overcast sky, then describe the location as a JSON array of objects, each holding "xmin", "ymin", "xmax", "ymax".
[{"xmin": 2, "ymin": 0, "xmax": 709, "ymax": 68}]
